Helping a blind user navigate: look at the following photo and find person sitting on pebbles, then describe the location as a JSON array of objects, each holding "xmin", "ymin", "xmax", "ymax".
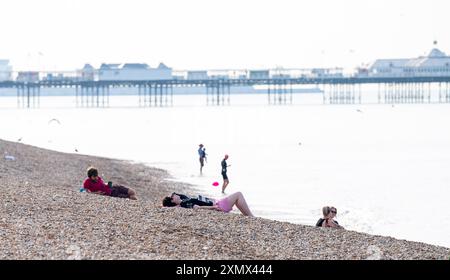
[
  {"xmin": 316, "ymin": 206, "xmax": 344, "ymax": 229},
  {"xmin": 162, "ymin": 191, "xmax": 254, "ymax": 217},
  {"xmin": 83, "ymin": 167, "xmax": 137, "ymax": 200}
]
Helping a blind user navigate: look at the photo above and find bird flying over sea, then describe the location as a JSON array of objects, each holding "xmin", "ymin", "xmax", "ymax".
[{"xmin": 48, "ymin": 118, "xmax": 61, "ymax": 125}]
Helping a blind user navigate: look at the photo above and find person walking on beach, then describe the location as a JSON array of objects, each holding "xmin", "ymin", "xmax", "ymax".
[
  {"xmin": 316, "ymin": 206, "xmax": 344, "ymax": 229},
  {"xmin": 221, "ymin": 154, "xmax": 230, "ymax": 194},
  {"xmin": 198, "ymin": 144, "xmax": 207, "ymax": 174},
  {"xmin": 82, "ymin": 167, "xmax": 137, "ymax": 200},
  {"xmin": 162, "ymin": 191, "xmax": 254, "ymax": 216}
]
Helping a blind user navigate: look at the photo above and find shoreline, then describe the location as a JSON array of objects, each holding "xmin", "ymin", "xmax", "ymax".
[{"xmin": 1, "ymin": 138, "xmax": 449, "ymax": 259}]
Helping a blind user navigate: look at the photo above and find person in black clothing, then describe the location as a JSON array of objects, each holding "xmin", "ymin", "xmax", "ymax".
[
  {"xmin": 198, "ymin": 144, "xmax": 207, "ymax": 174},
  {"xmin": 316, "ymin": 206, "xmax": 344, "ymax": 229},
  {"xmin": 164, "ymin": 192, "xmax": 213, "ymax": 208},
  {"xmin": 162, "ymin": 191, "xmax": 254, "ymax": 216},
  {"xmin": 221, "ymin": 154, "xmax": 230, "ymax": 194}
]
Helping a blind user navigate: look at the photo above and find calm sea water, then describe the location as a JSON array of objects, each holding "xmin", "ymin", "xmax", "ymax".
[{"xmin": 1, "ymin": 93, "xmax": 449, "ymax": 248}]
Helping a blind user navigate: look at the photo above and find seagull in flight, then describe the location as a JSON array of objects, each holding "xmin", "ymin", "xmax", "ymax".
[{"xmin": 48, "ymin": 118, "xmax": 61, "ymax": 125}]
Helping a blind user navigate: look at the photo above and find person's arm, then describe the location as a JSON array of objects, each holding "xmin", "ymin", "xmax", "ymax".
[
  {"xmin": 326, "ymin": 219, "xmax": 336, "ymax": 227},
  {"xmin": 176, "ymin": 193, "xmax": 189, "ymax": 200},
  {"xmin": 88, "ymin": 190, "xmax": 106, "ymax": 195},
  {"xmin": 193, "ymin": 205, "xmax": 220, "ymax": 211},
  {"xmin": 333, "ymin": 221, "xmax": 344, "ymax": 229},
  {"xmin": 328, "ymin": 219, "xmax": 344, "ymax": 229},
  {"xmin": 84, "ymin": 183, "xmax": 104, "ymax": 195}
]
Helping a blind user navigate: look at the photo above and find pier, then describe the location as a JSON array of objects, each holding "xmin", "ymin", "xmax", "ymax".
[
  {"xmin": 206, "ymin": 80, "xmax": 230, "ymax": 106},
  {"xmin": 138, "ymin": 82, "xmax": 173, "ymax": 107},
  {"xmin": 267, "ymin": 80, "xmax": 293, "ymax": 105},
  {"xmin": 75, "ymin": 83, "xmax": 109, "ymax": 108},
  {"xmin": 16, "ymin": 83, "xmax": 40, "ymax": 108},
  {"xmin": 1, "ymin": 76, "xmax": 450, "ymax": 108}
]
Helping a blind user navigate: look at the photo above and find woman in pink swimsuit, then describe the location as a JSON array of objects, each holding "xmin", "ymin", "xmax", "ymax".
[{"xmin": 162, "ymin": 192, "xmax": 254, "ymax": 217}]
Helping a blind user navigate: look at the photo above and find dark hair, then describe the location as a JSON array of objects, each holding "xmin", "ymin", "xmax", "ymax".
[
  {"xmin": 87, "ymin": 167, "xmax": 98, "ymax": 178},
  {"xmin": 162, "ymin": 196, "xmax": 176, "ymax": 207}
]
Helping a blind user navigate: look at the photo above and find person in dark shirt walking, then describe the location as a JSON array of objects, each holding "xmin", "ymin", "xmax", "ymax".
[
  {"xmin": 198, "ymin": 144, "xmax": 207, "ymax": 174},
  {"xmin": 221, "ymin": 154, "xmax": 230, "ymax": 194}
]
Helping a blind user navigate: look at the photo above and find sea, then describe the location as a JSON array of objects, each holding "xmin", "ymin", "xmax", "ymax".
[{"xmin": 1, "ymin": 88, "xmax": 449, "ymax": 248}]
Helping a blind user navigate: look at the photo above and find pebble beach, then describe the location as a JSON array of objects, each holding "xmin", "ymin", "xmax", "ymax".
[{"xmin": 1, "ymin": 138, "xmax": 449, "ymax": 260}]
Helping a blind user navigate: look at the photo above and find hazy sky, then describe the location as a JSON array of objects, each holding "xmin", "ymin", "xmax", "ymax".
[{"xmin": 1, "ymin": 0, "xmax": 449, "ymax": 71}]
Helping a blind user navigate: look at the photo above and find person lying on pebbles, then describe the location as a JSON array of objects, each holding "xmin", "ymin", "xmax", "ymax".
[
  {"xmin": 162, "ymin": 191, "xmax": 254, "ymax": 216},
  {"xmin": 83, "ymin": 167, "xmax": 137, "ymax": 200},
  {"xmin": 316, "ymin": 206, "xmax": 344, "ymax": 229}
]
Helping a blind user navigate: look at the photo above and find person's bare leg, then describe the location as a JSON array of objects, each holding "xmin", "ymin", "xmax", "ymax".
[
  {"xmin": 128, "ymin": 188, "xmax": 137, "ymax": 200},
  {"xmin": 225, "ymin": 192, "xmax": 253, "ymax": 216},
  {"xmin": 222, "ymin": 179, "xmax": 229, "ymax": 193}
]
